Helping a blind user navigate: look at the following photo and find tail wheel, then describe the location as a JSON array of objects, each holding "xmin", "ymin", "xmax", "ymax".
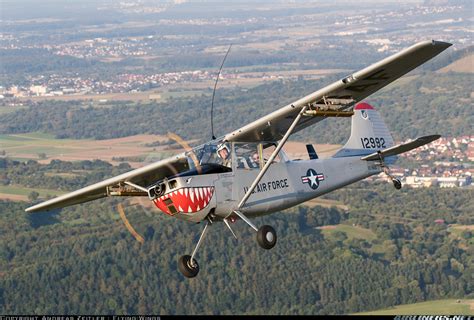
[
  {"xmin": 393, "ymin": 178, "xmax": 402, "ymax": 190},
  {"xmin": 178, "ymin": 255, "xmax": 199, "ymax": 278},
  {"xmin": 257, "ymin": 225, "xmax": 277, "ymax": 250}
]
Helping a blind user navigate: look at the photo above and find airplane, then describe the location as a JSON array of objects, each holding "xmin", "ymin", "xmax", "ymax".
[{"xmin": 26, "ymin": 40, "xmax": 451, "ymax": 278}]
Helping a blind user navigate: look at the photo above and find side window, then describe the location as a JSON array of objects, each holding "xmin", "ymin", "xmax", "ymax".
[
  {"xmin": 262, "ymin": 144, "xmax": 282, "ymax": 164},
  {"xmin": 234, "ymin": 143, "xmax": 261, "ymax": 170}
]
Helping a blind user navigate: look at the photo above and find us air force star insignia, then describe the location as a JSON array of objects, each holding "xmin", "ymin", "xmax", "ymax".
[{"xmin": 301, "ymin": 169, "xmax": 325, "ymax": 190}]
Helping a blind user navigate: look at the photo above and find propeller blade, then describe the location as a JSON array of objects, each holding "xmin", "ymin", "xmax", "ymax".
[{"xmin": 117, "ymin": 203, "xmax": 145, "ymax": 244}]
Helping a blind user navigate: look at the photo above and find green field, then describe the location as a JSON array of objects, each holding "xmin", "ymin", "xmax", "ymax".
[
  {"xmin": 302, "ymin": 197, "xmax": 348, "ymax": 210},
  {"xmin": 0, "ymin": 132, "xmax": 159, "ymax": 163},
  {"xmin": 320, "ymin": 224, "xmax": 377, "ymax": 241},
  {"xmin": 0, "ymin": 105, "xmax": 27, "ymax": 115},
  {"xmin": 356, "ymin": 299, "xmax": 473, "ymax": 315},
  {"xmin": 448, "ymin": 225, "xmax": 474, "ymax": 245},
  {"xmin": 0, "ymin": 132, "xmax": 84, "ymax": 158},
  {"xmin": 0, "ymin": 132, "xmax": 79, "ymax": 145},
  {"xmin": 0, "ymin": 185, "xmax": 64, "ymax": 198}
]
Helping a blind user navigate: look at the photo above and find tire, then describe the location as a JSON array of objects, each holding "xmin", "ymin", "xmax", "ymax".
[
  {"xmin": 257, "ymin": 225, "xmax": 277, "ymax": 250},
  {"xmin": 178, "ymin": 255, "xmax": 199, "ymax": 278},
  {"xmin": 393, "ymin": 178, "xmax": 402, "ymax": 190}
]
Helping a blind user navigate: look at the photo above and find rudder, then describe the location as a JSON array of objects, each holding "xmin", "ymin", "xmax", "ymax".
[{"xmin": 333, "ymin": 102, "xmax": 394, "ymax": 157}]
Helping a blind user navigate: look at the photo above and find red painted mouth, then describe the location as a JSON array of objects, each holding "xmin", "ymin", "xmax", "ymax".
[{"xmin": 153, "ymin": 186, "xmax": 214, "ymax": 215}]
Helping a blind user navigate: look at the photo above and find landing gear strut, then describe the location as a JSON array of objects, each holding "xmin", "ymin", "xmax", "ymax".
[
  {"xmin": 178, "ymin": 218, "xmax": 211, "ymax": 278},
  {"xmin": 392, "ymin": 178, "xmax": 402, "ymax": 190},
  {"xmin": 377, "ymin": 151, "xmax": 402, "ymax": 190},
  {"xmin": 233, "ymin": 210, "xmax": 277, "ymax": 250},
  {"xmin": 177, "ymin": 104, "xmax": 309, "ymax": 278},
  {"xmin": 385, "ymin": 168, "xmax": 402, "ymax": 190},
  {"xmin": 178, "ymin": 255, "xmax": 199, "ymax": 278}
]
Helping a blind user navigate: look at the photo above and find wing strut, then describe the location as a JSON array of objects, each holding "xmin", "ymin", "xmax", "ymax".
[
  {"xmin": 236, "ymin": 105, "xmax": 308, "ymax": 211},
  {"xmin": 230, "ymin": 105, "xmax": 308, "ymax": 250}
]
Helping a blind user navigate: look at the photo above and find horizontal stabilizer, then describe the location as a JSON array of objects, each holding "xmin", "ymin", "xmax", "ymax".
[{"xmin": 361, "ymin": 135, "xmax": 440, "ymax": 161}]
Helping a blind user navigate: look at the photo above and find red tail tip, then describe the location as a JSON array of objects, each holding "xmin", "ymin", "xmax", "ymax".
[{"xmin": 354, "ymin": 102, "xmax": 374, "ymax": 110}]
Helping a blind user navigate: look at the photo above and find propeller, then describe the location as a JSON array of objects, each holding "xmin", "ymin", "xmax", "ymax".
[
  {"xmin": 116, "ymin": 44, "xmax": 233, "ymax": 242},
  {"xmin": 117, "ymin": 132, "xmax": 201, "ymax": 243},
  {"xmin": 117, "ymin": 203, "xmax": 145, "ymax": 244}
]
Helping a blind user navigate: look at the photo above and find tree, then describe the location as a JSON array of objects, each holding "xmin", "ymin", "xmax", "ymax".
[{"xmin": 28, "ymin": 191, "xmax": 39, "ymax": 201}]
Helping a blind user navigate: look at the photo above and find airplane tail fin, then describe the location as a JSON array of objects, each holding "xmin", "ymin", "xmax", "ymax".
[{"xmin": 333, "ymin": 102, "xmax": 395, "ymax": 157}]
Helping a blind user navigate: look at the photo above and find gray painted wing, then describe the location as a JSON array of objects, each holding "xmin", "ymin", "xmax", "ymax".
[
  {"xmin": 224, "ymin": 40, "xmax": 451, "ymax": 143},
  {"xmin": 25, "ymin": 153, "xmax": 189, "ymax": 212},
  {"xmin": 360, "ymin": 135, "xmax": 441, "ymax": 161}
]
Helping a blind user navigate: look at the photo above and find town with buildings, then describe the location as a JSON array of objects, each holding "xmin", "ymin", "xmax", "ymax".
[
  {"xmin": 0, "ymin": 70, "xmax": 217, "ymax": 98},
  {"xmin": 369, "ymin": 136, "xmax": 473, "ymax": 189}
]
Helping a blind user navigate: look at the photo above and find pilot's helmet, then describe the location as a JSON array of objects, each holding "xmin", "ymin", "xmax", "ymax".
[{"xmin": 217, "ymin": 142, "xmax": 230, "ymax": 158}]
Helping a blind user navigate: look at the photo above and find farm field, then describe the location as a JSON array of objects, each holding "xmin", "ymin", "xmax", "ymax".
[
  {"xmin": 448, "ymin": 224, "xmax": 474, "ymax": 245},
  {"xmin": 0, "ymin": 132, "xmax": 341, "ymax": 164},
  {"xmin": 356, "ymin": 299, "xmax": 474, "ymax": 315},
  {"xmin": 439, "ymin": 53, "xmax": 474, "ymax": 73},
  {"xmin": 0, "ymin": 132, "xmax": 173, "ymax": 166},
  {"xmin": 0, "ymin": 185, "xmax": 65, "ymax": 201},
  {"xmin": 302, "ymin": 197, "xmax": 348, "ymax": 210},
  {"xmin": 318, "ymin": 224, "xmax": 377, "ymax": 241}
]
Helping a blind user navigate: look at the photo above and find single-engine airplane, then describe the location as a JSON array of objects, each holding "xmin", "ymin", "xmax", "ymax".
[{"xmin": 26, "ymin": 40, "xmax": 451, "ymax": 278}]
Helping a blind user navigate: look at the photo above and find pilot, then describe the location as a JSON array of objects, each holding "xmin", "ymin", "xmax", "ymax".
[
  {"xmin": 250, "ymin": 152, "xmax": 260, "ymax": 168},
  {"xmin": 217, "ymin": 143, "xmax": 231, "ymax": 167}
]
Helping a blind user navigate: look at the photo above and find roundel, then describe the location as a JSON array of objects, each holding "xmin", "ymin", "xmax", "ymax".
[{"xmin": 301, "ymin": 169, "xmax": 325, "ymax": 190}]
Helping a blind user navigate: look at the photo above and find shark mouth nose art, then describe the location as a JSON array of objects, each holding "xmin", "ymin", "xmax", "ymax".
[{"xmin": 153, "ymin": 187, "xmax": 214, "ymax": 215}]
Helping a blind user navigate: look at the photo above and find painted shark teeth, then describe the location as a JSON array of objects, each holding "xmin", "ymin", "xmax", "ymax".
[{"xmin": 153, "ymin": 186, "xmax": 215, "ymax": 215}]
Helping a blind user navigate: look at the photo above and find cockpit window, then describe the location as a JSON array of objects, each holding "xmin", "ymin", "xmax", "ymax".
[
  {"xmin": 186, "ymin": 141, "xmax": 232, "ymax": 170},
  {"xmin": 183, "ymin": 140, "xmax": 285, "ymax": 174},
  {"xmin": 234, "ymin": 143, "xmax": 261, "ymax": 170},
  {"xmin": 262, "ymin": 143, "xmax": 282, "ymax": 164}
]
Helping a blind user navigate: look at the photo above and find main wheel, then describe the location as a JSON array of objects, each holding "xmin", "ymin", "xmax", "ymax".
[
  {"xmin": 392, "ymin": 178, "xmax": 402, "ymax": 190},
  {"xmin": 257, "ymin": 225, "xmax": 277, "ymax": 250},
  {"xmin": 178, "ymin": 255, "xmax": 199, "ymax": 278}
]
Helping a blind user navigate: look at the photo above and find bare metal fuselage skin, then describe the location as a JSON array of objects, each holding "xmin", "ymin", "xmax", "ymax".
[{"xmin": 152, "ymin": 153, "xmax": 381, "ymax": 223}]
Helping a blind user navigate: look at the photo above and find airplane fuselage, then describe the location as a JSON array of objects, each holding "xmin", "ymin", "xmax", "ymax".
[{"xmin": 152, "ymin": 155, "xmax": 382, "ymax": 223}]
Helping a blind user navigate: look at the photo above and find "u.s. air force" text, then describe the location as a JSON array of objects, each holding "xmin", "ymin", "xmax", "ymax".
[{"xmin": 243, "ymin": 178, "xmax": 289, "ymax": 194}]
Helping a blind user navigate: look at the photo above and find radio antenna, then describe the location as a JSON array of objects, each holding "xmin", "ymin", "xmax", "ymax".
[{"xmin": 210, "ymin": 44, "xmax": 232, "ymax": 140}]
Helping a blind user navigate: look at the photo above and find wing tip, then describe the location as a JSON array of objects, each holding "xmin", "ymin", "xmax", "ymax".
[
  {"xmin": 25, "ymin": 203, "xmax": 50, "ymax": 213},
  {"xmin": 422, "ymin": 134, "xmax": 441, "ymax": 142},
  {"xmin": 413, "ymin": 40, "xmax": 452, "ymax": 51},
  {"xmin": 25, "ymin": 206, "xmax": 38, "ymax": 213},
  {"xmin": 431, "ymin": 40, "xmax": 453, "ymax": 49}
]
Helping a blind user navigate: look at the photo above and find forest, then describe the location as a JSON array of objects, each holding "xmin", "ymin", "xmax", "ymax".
[{"xmin": 0, "ymin": 159, "xmax": 472, "ymax": 314}]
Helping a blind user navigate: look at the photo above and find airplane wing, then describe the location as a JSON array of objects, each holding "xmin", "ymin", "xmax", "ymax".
[
  {"xmin": 224, "ymin": 40, "xmax": 451, "ymax": 143},
  {"xmin": 25, "ymin": 153, "xmax": 190, "ymax": 213},
  {"xmin": 360, "ymin": 135, "xmax": 440, "ymax": 161},
  {"xmin": 25, "ymin": 41, "xmax": 450, "ymax": 213}
]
